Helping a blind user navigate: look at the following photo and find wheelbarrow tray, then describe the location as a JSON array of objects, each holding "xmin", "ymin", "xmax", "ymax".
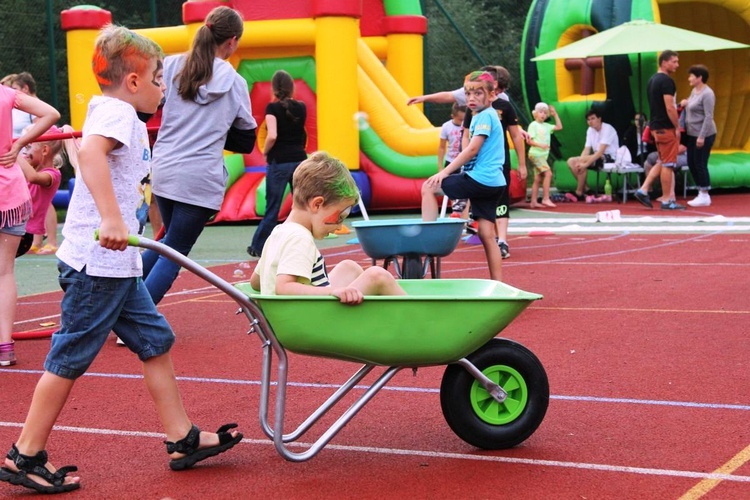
[
  {"xmin": 235, "ymin": 279, "xmax": 541, "ymax": 366},
  {"xmin": 352, "ymin": 218, "xmax": 465, "ymax": 259}
]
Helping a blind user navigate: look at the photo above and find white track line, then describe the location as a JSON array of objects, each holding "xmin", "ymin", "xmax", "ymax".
[
  {"xmin": 4, "ymin": 368, "xmax": 749, "ymax": 411},
  {"xmin": 0, "ymin": 421, "xmax": 748, "ymax": 483}
]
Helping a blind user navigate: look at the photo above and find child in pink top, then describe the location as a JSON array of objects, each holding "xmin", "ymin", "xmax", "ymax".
[
  {"xmin": 17, "ymin": 125, "xmax": 78, "ymax": 254},
  {"xmin": 0, "ymin": 84, "xmax": 59, "ymax": 367}
]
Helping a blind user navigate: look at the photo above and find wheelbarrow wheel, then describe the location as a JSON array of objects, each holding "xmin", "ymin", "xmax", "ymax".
[
  {"xmin": 402, "ymin": 255, "xmax": 424, "ymax": 279},
  {"xmin": 440, "ymin": 338, "xmax": 549, "ymax": 449}
]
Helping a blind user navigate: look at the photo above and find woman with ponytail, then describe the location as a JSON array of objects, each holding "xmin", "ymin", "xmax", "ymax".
[
  {"xmin": 247, "ymin": 70, "xmax": 307, "ymax": 257},
  {"xmin": 143, "ymin": 6, "xmax": 257, "ymax": 304}
]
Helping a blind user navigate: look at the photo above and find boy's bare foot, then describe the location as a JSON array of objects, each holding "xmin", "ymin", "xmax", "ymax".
[
  {"xmin": 541, "ymin": 200, "xmax": 557, "ymax": 208},
  {"xmin": 529, "ymin": 202, "xmax": 542, "ymax": 208}
]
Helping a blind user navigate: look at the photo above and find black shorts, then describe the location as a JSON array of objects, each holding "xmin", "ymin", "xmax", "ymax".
[
  {"xmin": 496, "ymin": 162, "xmax": 511, "ymax": 219},
  {"xmin": 442, "ymin": 173, "xmax": 505, "ymax": 222},
  {"xmin": 588, "ymin": 154, "xmax": 614, "ymax": 170}
]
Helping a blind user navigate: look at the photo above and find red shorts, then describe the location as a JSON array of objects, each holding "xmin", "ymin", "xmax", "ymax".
[{"xmin": 652, "ymin": 128, "xmax": 679, "ymax": 168}]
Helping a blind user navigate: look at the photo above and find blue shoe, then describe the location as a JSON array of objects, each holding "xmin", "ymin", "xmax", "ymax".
[
  {"xmin": 660, "ymin": 200, "xmax": 686, "ymax": 210},
  {"xmin": 634, "ymin": 190, "xmax": 653, "ymax": 208}
]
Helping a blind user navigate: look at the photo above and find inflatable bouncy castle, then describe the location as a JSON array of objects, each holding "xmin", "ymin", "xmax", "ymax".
[
  {"xmin": 522, "ymin": 0, "xmax": 750, "ymax": 191},
  {"xmin": 61, "ymin": 0, "xmax": 453, "ymax": 221}
]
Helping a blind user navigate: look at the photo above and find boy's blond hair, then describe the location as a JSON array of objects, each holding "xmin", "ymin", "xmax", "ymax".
[
  {"xmin": 534, "ymin": 102, "xmax": 549, "ymax": 114},
  {"xmin": 292, "ymin": 151, "xmax": 359, "ymax": 208},
  {"xmin": 92, "ymin": 24, "xmax": 163, "ymax": 90}
]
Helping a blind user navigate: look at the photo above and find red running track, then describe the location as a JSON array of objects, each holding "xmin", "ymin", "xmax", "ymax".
[{"xmin": 3, "ymin": 230, "xmax": 750, "ymax": 498}]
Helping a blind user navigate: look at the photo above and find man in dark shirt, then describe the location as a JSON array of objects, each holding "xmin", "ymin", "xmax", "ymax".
[{"xmin": 634, "ymin": 50, "xmax": 685, "ymax": 210}]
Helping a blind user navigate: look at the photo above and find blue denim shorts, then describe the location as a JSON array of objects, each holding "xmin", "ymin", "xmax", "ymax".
[
  {"xmin": 45, "ymin": 261, "xmax": 175, "ymax": 379},
  {"xmin": 0, "ymin": 220, "xmax": 27, "ymax": 237}
]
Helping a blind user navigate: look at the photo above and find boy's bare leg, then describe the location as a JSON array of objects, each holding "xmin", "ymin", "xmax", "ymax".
[
  {"xmin": 640, "ymin": 162, "xmax": 661, "ymax": 192},
  {"xmin": 44, "ymin": 205, "xmax": 58, "ymax": 247},
  {"xmin": 660, "ymin": 166, "xmax": 673, "ymax": 200},
  {"xmin": 143, "ymin": 353, "xmax": 238, "ymax": 457},
  {"xmin": 421, "ymin": 184, "xmax": 440, "ymax": 221},
  {"xmin": 530, "ymin": 175, "xmax": 541, "ymax": 208},
  {"xmin": 7, "ymin": 372, "xmax": 80, "ymax": 487},
  {"xmin": 541, "ymin": 171, "xmax": 556, "ymax": 207},
  {"xmin": 328, "ymin": 259, "xmax": 364, "ymax": 288},
  {"xmin": 0, "ymin": 234, "xmax": 20, "ymax": 342},
  {"xmin": 575, "ymin": 166, "xmax": 588, "ymax": 195},
  {"xmin": 478, "ymin": 218, "xmax": 503, "ymax": 281},
  {"xmin": 495, "ymin": 217, "xmax": 508, "ymax": 242},
  {"xmin": 352, "ymin": 267, "xmax": 406, "ymax": 295}
]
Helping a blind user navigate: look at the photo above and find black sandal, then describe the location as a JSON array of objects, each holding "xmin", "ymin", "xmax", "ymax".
[
  {"xmin": 0, "ymin": 444, "xmax": 79, "ymax": 494},
  {"xmin": 165, "ymin": 423, "xmax": 242, "ymax": 471}
]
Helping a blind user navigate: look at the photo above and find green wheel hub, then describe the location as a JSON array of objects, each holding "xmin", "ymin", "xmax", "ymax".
[{"xmin": 470, "ymin": 365, "xmax": 528, "ymax": 425}]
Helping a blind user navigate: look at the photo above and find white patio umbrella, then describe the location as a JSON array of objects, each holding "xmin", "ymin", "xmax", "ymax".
[{"xmin": 531, "ymin": 19, "xmax": 748, "ymax": 117}]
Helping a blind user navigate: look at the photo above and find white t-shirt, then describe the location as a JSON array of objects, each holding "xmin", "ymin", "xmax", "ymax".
[
  {"xmin": 11, "ymin": 107, "xmax": 33, "ymax": 139},
  {"xmin": 585, "ymin": 122, "xmax": 619, "ymax": 157},
  {"xmin": 57, "ymin": 96, "xmax": 151, "ymax": 278},
  {"xmin": 253, "ymin": 222, "xmax": 330, "ymax": 295},
  {"xmin": 439, "ymin": 120, "xmax": 463, "ymax": 163}
]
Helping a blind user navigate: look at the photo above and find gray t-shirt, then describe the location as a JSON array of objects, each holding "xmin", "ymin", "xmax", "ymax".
[
  {"xmin": 685, "ymin": 85, "xmax": 717, "ymax": 139},
  {"xmin": 152, "ymin": 55, "xmax": 257, "ymax": 211}
]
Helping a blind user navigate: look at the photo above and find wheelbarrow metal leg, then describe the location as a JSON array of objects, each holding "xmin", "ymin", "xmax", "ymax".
[{"xmin": 273, "ymin": 365, "xmax": 404, "ymax": 461}]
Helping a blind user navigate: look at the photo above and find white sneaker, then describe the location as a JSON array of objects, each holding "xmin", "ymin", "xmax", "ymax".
[
  {"xmin": 115, "ymin": 336, "xmax": 125, "ymax": 346},
  {"xmin": 687, "ymin": 192, "xmax": 711, "ymax": 207}
]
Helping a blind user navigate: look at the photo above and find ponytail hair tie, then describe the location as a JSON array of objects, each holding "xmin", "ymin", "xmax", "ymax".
[{"xmin": 206, "ymin": 22, "xmax": 213, "ymax": 30}]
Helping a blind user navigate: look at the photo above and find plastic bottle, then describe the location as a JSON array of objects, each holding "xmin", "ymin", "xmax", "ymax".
[{"xmin": 604, "ymin": 179, "xmax": 612, "ymax": 197}]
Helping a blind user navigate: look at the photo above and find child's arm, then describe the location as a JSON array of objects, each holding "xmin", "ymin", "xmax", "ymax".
[
  {"xmin": 250, "ymin": 271, "xmax": 261, "ymax": 291},
  {"xmin": 0, "ymin": 93, "xmax": 59, "ymax": 168},
  {"xmin": 275, "ymin": 274, "xmax": 363, "ymax": 304},
  {"xmin": 425, "ymin": 134, "xmax": 486, "ymax": 188},
  {"xmin": 262, "ymin": 114, "xmax": 277, "ymax": 160},
  {"xmin": 407, "ymin": 91, "xmax": 456, "ymax": 106},
  {"xmin": 550, "ymin": 106, "xmax": 563, "ymax": 131},
  {"xmin": 437, "ymin": 138, "xmax": 447, "ymax": 170},
  {"xmin": 77, "ymin": 135, "xmax": 129, "ymax": 251},
  {"xmin": 508, "ymin": 125, "xmax": 527, "ymax": 180},
  {"xmin": 17, "ymin": 155, "xmax": 54, "ymax": 187}
]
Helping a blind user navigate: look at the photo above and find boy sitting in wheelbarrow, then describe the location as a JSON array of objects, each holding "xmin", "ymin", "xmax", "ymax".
[
  {"xmin": 251, "ymin": 151, "xmax": 405, "ymax": 303},
  {"xmin": 422, "ymin": 71, "xmax": 506, "ymax": 282}
]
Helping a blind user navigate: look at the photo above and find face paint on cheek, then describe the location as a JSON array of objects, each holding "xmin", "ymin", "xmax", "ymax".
[{"xmin": 324, "ymin": 205, "xmax": 353, "ymax": 225}]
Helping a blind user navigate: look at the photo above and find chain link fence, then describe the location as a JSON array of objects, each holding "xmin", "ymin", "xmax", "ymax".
[{"xmin": 421, "ymin": 0, "xmax": 533, "ymax": 127}]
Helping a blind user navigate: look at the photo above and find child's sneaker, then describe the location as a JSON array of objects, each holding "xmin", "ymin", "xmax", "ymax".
[
  {"xmin": 0, "ymin": 341, "xmax": 17, "ymax": 366},
  {"xmin": 661, "ymin": 200, "xmax": 686, "ymax": 210},
  {"xmin": 498, "ymin": 241, "xmax": 510, "ymax": 259},
  {"xmin": 466, "ymin": 220, "xmax": 478, "ymax": 234}
]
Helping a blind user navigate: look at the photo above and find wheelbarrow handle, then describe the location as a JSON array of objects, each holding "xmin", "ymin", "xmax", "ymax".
[{"xmin": 93, "ymin": 229, "xmax": 142, "ymax": 248}]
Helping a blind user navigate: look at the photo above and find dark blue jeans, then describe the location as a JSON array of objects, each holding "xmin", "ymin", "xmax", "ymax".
[
  {"xmin": 685, "ymin": 133, "xmax": 715, "ymax": 190},
  {"xmin": 142, "ymin": 196, "xmax": 216, "ymax": 304},
  {"xmin": 249, "ymin": 161, "xmax": 301, "ymax": 255}
]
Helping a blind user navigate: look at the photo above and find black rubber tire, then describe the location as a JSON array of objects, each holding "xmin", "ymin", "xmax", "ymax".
[
  {"xmin": 440, "ymin": 338, "xmax": 549, "ymax": 449},
  {"xmin": 402, "ymin": 255, "xmax": 424, "ymax": 279}
]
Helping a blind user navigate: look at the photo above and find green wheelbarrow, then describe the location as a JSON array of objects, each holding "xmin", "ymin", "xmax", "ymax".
[{"xmin": 127, "ymin": 235, "xmax": 549, "ymax": 462}]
